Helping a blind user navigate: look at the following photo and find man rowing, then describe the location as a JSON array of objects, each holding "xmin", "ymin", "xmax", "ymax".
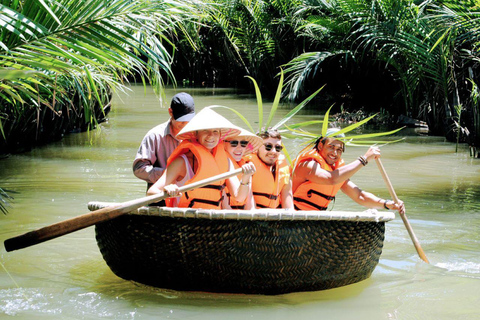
[
  {"xmin": 147, "ymin": 108, "xmax": 255, "ymax": 209},
  {"xmin": 133, "ymin": 92, "xmax": 195, "ymax": 195},
  {"xmin": 291, "ymin": 128, "xmax": 405, "ymax": 213}
]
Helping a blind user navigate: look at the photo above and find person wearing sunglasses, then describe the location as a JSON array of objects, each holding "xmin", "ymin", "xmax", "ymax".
[
  {"xmin": 147, "ymin": 108, "xmax": 255, "ymax": 209},
  {"xmin": 223, "ymin": 128, "xmax": 263, "ymax": 210},
  {"xmin": 243, "ymin": 128, "xmax": 294, "ymax": 209},
  {"xmin": 291, "ymin": 127, "xmax": 405, "ymax": 213}
]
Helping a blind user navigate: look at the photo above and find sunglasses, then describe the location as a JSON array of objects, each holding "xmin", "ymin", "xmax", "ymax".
[
  {"xmin": 264, "ymin": 143, "xmax": 283, "ymax": 152},
  {"xmin": 226, "ymin": 140, "xmax": 249, "ymax": 148}
]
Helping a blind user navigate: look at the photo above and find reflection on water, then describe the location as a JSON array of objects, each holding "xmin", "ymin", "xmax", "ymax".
[{"xmin": 1, "ymin": 85, "xmax": 480, "ymax": 319}]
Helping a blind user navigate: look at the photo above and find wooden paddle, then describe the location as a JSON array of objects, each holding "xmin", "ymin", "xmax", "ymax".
[
  {"xmin": 4, "ymin": 167, "xmax": 244, "ymax": 252},
  {"xmin": 375, "ymin": 158, "xmax": 430, "ymax": 263}
]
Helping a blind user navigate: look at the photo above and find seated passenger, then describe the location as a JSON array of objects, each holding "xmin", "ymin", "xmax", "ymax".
[
  {"xmin": 244, "ymin": 128, "xmax": 294, "ymax": 209},
  {"xmin": 147, "ymin": 108, "xmax": 255, "ymax": 209},
  {"xmin": 223, "ymin": 127, "xmax": 263, "ymax": 210},
  {"xmin": 291, "ymin": 127, "xmax": 405, "ymax": 213}
]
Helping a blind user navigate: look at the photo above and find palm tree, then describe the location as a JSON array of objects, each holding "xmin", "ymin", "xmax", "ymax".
[
  {"xmin": 283, "ymin": 0, "xmax": 480, "ymax": 142},
  {"xmin": 180, "ymin": 0, "xmax": 304, "ymax": 93},
  {"xmin": 0, "ymin": 0, "xmax": 194, "ymax": 153}
]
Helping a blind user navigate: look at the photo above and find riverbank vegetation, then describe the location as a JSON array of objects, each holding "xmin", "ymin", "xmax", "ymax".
[
  {"xmin": 0, "ymin": 0, "xmax": 191, "ymax": 154},
  {"xmin": 1, "ymin": 0, "xmax": 480, "ymax": 157},
  {"xmin": 172, "ymin": 0, "xmax": 480, "ymax": 157}
]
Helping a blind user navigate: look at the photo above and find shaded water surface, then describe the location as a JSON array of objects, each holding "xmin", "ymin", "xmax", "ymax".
[{"xmin": 1, "ymin": 85, "xmax": 479, "ymax": 319}]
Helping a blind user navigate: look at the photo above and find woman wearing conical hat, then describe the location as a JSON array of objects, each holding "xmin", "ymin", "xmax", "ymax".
[
  {"xmin": 222, "ymin": 127, "xmax": 263, "ymax": 210},
  {"xmin": 147, "ymin": 108, "xmax": 256, "ymax": 209}
]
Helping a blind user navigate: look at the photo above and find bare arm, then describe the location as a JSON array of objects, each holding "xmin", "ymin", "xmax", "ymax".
[
  {"xmin": 295, "ymin": 146, "xmax": 381, "ymax": 187},
  {"xmin": 221, "ymin": 189, "xmax": 232, "ymax": 209},
  {"xmin": 244, "ymin": 190, "xmax": 255, "ymax": 210},
  {"xmin": 146, "ymin": 157, "xmax": 186, "ymax": 196},
  {"xmin": 225, "ymin": 161, "xmax": 256, "ymax": 203},
  {"xmin": 341, "ymin": 180, "xmax": 405, "ymax": 213},
  {"xmin": 281, "ymin": 179, "xmax": 294, "ymax": 209}
]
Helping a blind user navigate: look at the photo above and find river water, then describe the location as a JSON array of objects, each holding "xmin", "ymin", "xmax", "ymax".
[{"xmin": 1, "ymin": 85, "xmax": 479, "ymax": 319}]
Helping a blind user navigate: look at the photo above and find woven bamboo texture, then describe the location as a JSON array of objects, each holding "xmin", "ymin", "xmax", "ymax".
[{"xmin": 90, "ymin": 203, "xmax": 390, "ymax": 294}]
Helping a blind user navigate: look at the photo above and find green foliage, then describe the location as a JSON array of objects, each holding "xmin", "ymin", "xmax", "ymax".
[
  {"xmin": 286, "ymin": 105, "xmax": 404, "ymax": 150},
  {"xmin": 282, "ymin": 0, "xmax": 480, "ymax": 149},
  {"xmin": 0, "ymin": 0, "xmax": 192, "ymax": 153},
  {"xmin": 196, "ymin": 0, "xmax": 304, "ymax": 90},
  {"xmin": 210, "ymin": 69, "xmax": 325, "ymax": 163}
]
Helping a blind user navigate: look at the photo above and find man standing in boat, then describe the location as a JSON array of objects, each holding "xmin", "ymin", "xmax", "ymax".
[
  {"xmin": 133, "ymin": 92, "xmax": 195, "ymax": 199},
  {"xmin": 244, "ymin": 128, "xmax": 294, "ymax": 209},
  {"xmin": 291, "ymin": 128, "xmax": 405, "ymax": 213}
]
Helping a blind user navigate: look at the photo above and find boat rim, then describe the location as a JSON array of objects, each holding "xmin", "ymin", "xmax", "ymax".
[{"xmin": 88, "ymin": 201, "xmax": 395, "ymax": 222}]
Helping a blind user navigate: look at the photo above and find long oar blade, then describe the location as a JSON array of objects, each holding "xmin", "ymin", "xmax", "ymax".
[
  {"xmin": 375, "ymin": 158, "xmax": 430, "ymax": 263},
  {"xmin": 4, "ymin": 168, "xmax": 243, "ymax": 252}
]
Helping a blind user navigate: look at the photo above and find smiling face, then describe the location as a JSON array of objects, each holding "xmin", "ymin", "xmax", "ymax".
[
  {"xmin": 224, "ymin": 139, "xmax": 249, "ymax": 162},
  {"xmin": 257, "ymin": 137, "xmax": 282, "ymax": 166},
  {"xmin": 196, "ymin": 129, "xmax": 220, "ymax": 151},
  {"xmin": 318, "ymin": 138, "xmax": 344, "ymax": 165}
]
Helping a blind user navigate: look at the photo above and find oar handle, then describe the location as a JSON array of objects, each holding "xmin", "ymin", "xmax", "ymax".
[
  {"xmin": 375, "ymin": 158, "xmax": 429, "ymax": 264},
  {"xmin": 4, "ymin": 167, "xmax": 244, "ymax": 252}
]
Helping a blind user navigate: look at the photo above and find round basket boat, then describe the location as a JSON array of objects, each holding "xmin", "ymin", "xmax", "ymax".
[{"xmin": 88, "ymin": 202, "xmax": 395, "ymax": 295}]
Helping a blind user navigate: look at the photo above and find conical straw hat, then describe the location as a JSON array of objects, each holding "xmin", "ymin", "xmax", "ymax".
[
  {"xmin": 228, "ymin": 127, "xmax": 263, "ymax": 156},
  {"xmin": 176, "ymin": 107, "xmax": 241, "ymax": 141}
]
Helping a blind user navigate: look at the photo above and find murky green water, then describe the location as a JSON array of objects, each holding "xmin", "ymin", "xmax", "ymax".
[{"xmin": 1, "ymin": 85, "xmax": 480, "ymax": 319}]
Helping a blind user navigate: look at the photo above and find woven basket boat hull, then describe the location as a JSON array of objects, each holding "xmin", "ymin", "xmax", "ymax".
[{"xmin": 89, "ymin": 203, "xmax": 393, "ymax": 295}]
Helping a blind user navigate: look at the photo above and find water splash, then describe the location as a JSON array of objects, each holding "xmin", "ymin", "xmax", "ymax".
[{"xmin": 436, "ymin": 261, "xmax": 480, "ymax": 274}]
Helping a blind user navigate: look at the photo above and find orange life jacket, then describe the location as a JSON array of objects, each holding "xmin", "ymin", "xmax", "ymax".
[
  {"xmin": 225, "ymin": 155, "xmax": 246, "ymax": 209},
  {"xmin": 244, "ymin": 153, "xmax": 290, "ymax": 209},
  {"xmin": 292, "ymin": 148, "xmax": 345, "ymax": 211},
  {"xmin": 166, "ymin": 140, "xmax": 228, "ymax": 209}
]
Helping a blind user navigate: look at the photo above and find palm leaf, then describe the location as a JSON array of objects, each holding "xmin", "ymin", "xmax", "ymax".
[
  {"xmin": 265, "ymin": 68, "xmax": 284, "ymax": 129},
  {"xmin": 207, "ymin": 105, "xmax": 255, "ymax": 132},
  {"xmin": 246, "ymin": 75, "xmax": 264, "ymax": 131},
  {"xmin": 321, "ymin": 105, "xmax": 333, "ymax": 137},
  {"xmin": 272, "ymin": 85, "xmax": 325, "ymax": 130}
]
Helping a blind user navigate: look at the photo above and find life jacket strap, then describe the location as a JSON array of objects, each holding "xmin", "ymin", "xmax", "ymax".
[
  {"xmin": 306, "ymin": 189, "xmax": 335, "ymax": 201},
  {"xmin": 188, "ymin": 196, "xmax": 224, "ymax": 208},
  {"xmin": 201, "ymin": 184, "xmax": 226, "ymax": 191},
  {"xmin": 253, "ymin": 192, "xmax": 278, "ymax": 200},
  {"xmin": 293, "ymin": 197, "xmax": 328, "ymax": 211}
]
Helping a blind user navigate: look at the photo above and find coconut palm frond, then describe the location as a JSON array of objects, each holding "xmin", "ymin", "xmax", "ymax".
[
  {"xmin": 245, "ymin": 75, "xmax": 264, "ymax": 131},
  {"xmin": 285, "ymin": 120, "xmax": 324, "ymax": 129},
  {"xmin": 272, "ymin": 84, "xmax": 325, "ymax": 130},
  {"xmin": 285, "ymin": 103, "xmax": 404, "ymax": 147},
  {"xmin": 1, "ymin": 0, "xmax": 186, "ymax": 106},
  {"xmin": 339, "ymin": 127, "xmax": 405, "ymax": 141},
  {"xmin": 321, "ymin": 105, "xmax": 334, "ymax": 137},
  {"xmin": 265, "ymin": 69, "xmax": 284, "ymax": 129},
  {"xmin": 207, "ymin": 105, "xmax": 255, "ymax": 132},
  {"xmin": 325, "ymin": 113, "xmax": 378, "ymax": 138},
  {"xmin": 343, "ymin": 138, "xmax": 406, "ymax": 147}
]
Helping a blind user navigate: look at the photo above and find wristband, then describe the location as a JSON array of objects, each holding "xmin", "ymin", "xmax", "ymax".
[
  {"xmin": 383, "ymin": 200, "xmax": 390, "ymax": 210},
  {"xmin": 358, "ymin": 156, "xmax": 368, "ymax": 166}
]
